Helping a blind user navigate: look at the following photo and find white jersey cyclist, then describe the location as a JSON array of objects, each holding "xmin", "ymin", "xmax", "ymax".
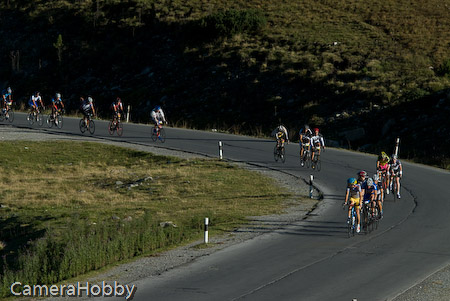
[
  {"xmin": 310, "ymin": 129, "xmax": 325, "ymax": 149},
  {"xmin": 150, "ymin": 105, "xmax": 166, "ymax": 125}
]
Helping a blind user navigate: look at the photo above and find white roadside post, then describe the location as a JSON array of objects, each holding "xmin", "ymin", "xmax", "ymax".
[
  {"xmin": 126, "ymin": 105, "xmax": 131, "ymax": 123},
  {"xmin": 309, "ymin": 175, "xmax": 314, "ymax": 198},
  {"xmin": 204, "ymin": 217, "xmax": 209, "ymax": 244},
  {"xmin": 394, "ymin": 137, "xmax": 400, "ymax": 156},
  {"xmin": 218, "ymin": 141, "xmax": 223, "ymax": 160}
]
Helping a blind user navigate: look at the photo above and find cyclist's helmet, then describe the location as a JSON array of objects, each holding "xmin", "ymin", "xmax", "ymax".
[
  {"xmin": 155, "ymin": 105, "xmax": 161, "ymax": 111},
  {"xmin": 373, "ymin": 174, "xmax": 380, "ymax": 182},
  {"xmin": 56, "ymin": 93, "xmax": 61, "ymax": 98},
  {"xmin": 304, "ymin": 124, "xmax": 310, "ymax": 130},
  {"xmin": 314, "ymin": 128, "xmax": 319, "ymax": 133},
  {"xmin": 88, "ymin": 96, "xmax": 93, "ymax": 103},
  {"xmin": 391, "ymin": 154, "xmax": 398, "ymax": 160},
  {"xmin": 7, "ymin": 87, "xmax": 12, "ymax": 94},
  {"xmin": 347, "ymin": 178, "xmax": 357, "ymax": 185},
  {"xmin": 367, "ymin": 178, "xmax": 374, "ymax": 187},
  {"xmin": 358, "ymin": 170, "xmax": 367, "ymax": 177}
]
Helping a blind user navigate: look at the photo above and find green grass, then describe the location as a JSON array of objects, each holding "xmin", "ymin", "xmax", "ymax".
[{"xmin": 0, "ymin": 140, "xmax": 295, "ymax": 297}]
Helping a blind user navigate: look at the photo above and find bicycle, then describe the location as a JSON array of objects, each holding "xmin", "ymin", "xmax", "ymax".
[
  {"xmin": 378, "ymin": 170, "xmax": 388, "ymax": 198},
  {"xmin": 46, "ymin": 110, "xmax": 63, "ymax": 129},
  {"xmin": 344, "ymin": 203, "xmax": 358, "ymax": 238},
  {"xmin": 79, "ymin": 114, "xmax": 95, "ymax": 134},
  {"xmin": 361, "ymin": 201, "xmax": 373, "ymax": 234},
  {"xmin": 311, "ymin": 146, "xmax": 321, "ymax": 171},
  {"xmin": 108, "ymin": 116, "xmax": 123, "ymax": 136},
  {"xmin": 299, "ymin": 143, "xmax": 311, "ymax": 168},
  {"xmin": 27, "ymin": 109, "xmax": 44, "ymax": 126},
  {"xmin": 273, "ymin": 140, "xmax": 285, "ymax": 163},
  {"xmin": 391, "ymin": 174, "xmax": 401, "ymax": 201},
  {"xmin": 151, "ymin": 122, "xmax": 166, "ymax": 142},
  {"xmin": 0, "ymin": 107, "xmax": 14, "ymax": 123}
]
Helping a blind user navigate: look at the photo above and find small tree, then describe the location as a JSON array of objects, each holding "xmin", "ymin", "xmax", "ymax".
[{"xmin": 53, "ymin": 34, "xmax": 64, "ymax": 64}]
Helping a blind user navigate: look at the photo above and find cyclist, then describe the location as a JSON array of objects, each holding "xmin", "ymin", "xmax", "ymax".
[
  {"xmin": 389, "ymin": 154, "xmax": 403, "ymax": 199},
  {"xmin": 2, "ymin": 87, "xmax": 13, "ymax": 113},
  {"xmin": 344, "ymin": 177, "xmax": 362, "ymax": 233},
  {"xmin": 272, "ymin": 124, "xmax": 289, "ymax": 149},
  {"xmin": 357, "ymin": 170, "xmax": 368, "ymax": 197},
  {"xmin": 80, "ymin": 96, "xmax": 96, "ymax": 127},
  {"xmin": 28, "ymin": 91, "xmax": 43, "ymax": 114},
  {"xmin": 151, "ymin": 105, "xmax": 166, "ymax": 126},
  {"xmin": 299, "ymin": 125, "xmax": 312, "ymax": 166},
  {"xmin": 50, "ymin": 93, "xmax": 64, "ymax": 121},
  {"xmin": 111, "ymin": 97, "xmax": 124, "ymax": 123},
  {"xmin": 362, "ymin": 177, "xmax": 378, "ymax": 220},
  {"xmin": 310, "ymin": 128, "xmax": 325, "ymax": 163},
  {"xmin": 376, "ymin": 151, "xmax": 391, "ymax": 194},
  {"xmin": 373, "ymin": 173, "xmax": 384, "ymax": 218}
]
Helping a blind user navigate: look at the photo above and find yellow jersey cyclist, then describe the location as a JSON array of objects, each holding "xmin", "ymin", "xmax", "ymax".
[
  {"xmin": 272, "ymin": 125, "xmax": 289, "ymax": 149},
  {"xmin": 376, "ymin": 151, "xmax": 391, "ymax": 194},
  {"xmin": 344, "ymin": 177, "xmax": 363, "ymax": 233},
  {"xmin": 389, "ymin": 154, "xmax": 403, "ymax": 199}
]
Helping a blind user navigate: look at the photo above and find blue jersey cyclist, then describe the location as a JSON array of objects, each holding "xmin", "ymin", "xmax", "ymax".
[
  {"xmin": 362, "ymin": 177, "xmax": 378, "ymax": 217},
  {"xmin": 2, "ymin": 87, "xmax": 13, "ymax": 112},
  {"xmin": 50, "ymin": 93, "xmax": 65, "ymax": 119},
  {"xmin": 344, "ymin": 177, "xmax": 363, "ymax": 233}
]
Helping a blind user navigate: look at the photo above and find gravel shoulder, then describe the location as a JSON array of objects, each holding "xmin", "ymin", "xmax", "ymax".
[{"xmin": 1, "ymin": 126, "xmax": 448, "ymax": 301}]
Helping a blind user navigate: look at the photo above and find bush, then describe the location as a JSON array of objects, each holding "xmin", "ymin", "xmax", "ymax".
[
  {"xmin": 436, "ymin": 59, "xmax": 450, "ymax": 77},
  {"xmin": 199, "ymin": 9, "xmax": 267, "ymax": 38}
]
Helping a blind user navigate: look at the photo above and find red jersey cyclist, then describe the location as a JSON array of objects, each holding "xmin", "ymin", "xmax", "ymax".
[{"xmin": 344, "ymin": 177, "xmax": 363, "ymax": 233}]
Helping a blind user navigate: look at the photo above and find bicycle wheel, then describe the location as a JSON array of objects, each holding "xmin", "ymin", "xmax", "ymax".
[
  {"xmin": 79, "ymin": 119, "xmax": 86, "ymax": 133},
  {"xmin": 27, "ymin": 113, "xmax": 34, "ymax": 125},
  {"xmin": 88, "ymin": 120, "xmax": 95, "ymax": 134},
  {"xmin": 158, "ymin": 128, "xmax": 166, "ymax": 142},
  {"xmin": 46, "ymin": 115, "xmax": 53, "ymax": 128},
  {"xmin": 280, "ymin": 147, "xmax": 285, "ymax": 163},
  {"xmin": 7, "ymin": 109, "xmax": 14, "ymax": 123},
  {"xmin": 56, "ymin": 114, "xmax": 63, "ymax": 129},
  {"xmin": 151, "ymin": 128, "xmax": 158, "ymax": 142},
  {"xmin": 374, "ymin": 206, "xmax": 379, "ymax": 230},
  {"xmin": 117, "ymin": 122, "xmax": 123, "ymax": 136},
  {"xmin": 392, "ymin": 180, "xmax": 398, "ymax": 202},
  {"xmin": 316, "ymin": 157, "xmax": 321, "ymax": 171},
  {"xmin": 273, "ymin": 145, "xmax": 279, "ymax": 162},
  {"xmin": 37, "ymin": 113, "xmax": 44, "ymax": 126},
  {"xmin": 362, "ymin": 205, "xmax": 369, "ymax": 234},
  {"xmin": 108, "ymin": 121, "xmax": 115, "ymax": 135}
]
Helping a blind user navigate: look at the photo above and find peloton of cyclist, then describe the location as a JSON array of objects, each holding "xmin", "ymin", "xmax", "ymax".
[
  {"xmin": 2, "ymin": 87, "xmax": 13, "ymax": 112},
  {"xmin": 28, "ymin": 91, "xmax": 44, "ymax": 114},
  {"xmin": 344, "ymin": 177, "xmax": 363, "ymax": 233},
  {"xmin": 111, "ymin": 97, "xmax": 124, "ymax": 123},
  {"xmin": 299, "ymin": 124, "xmax": 313, "ymax": 166},
  {"xmin": 310, "ymin": 128, "xmax": 325, "ymax": 162},
  {"xmin": 373, "ymin": 173, "xmax": 384, "ymax": 218},
  {"xmin": 389, "ymin": 154, "xmax": 403, "ymax": 199},
  {"xmin": 376, "ymin": 151, "xmax": 391, "ymax": 194},
  {"xmin": 80, "ymin": 96, "xmax": 96, "ymax": 127},
  {"xmin": 50, "ymin": 93, "xmax": 65, "ymax": 120},
  {"xmin": 272, "ymin": 124, "xmax": 289, "ymax": 148}
]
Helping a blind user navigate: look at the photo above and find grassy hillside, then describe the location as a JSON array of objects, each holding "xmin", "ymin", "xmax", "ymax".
[{"xmin": 0, "ymin": 0, "xmax": 449, "ymax": 166}]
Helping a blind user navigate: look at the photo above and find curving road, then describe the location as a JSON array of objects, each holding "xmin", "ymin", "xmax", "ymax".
[{"xmin": 5, "ymin": 113, "xmax": 450, "ymax": 300}]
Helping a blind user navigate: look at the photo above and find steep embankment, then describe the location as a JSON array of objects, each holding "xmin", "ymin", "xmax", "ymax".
[{"xmin": 0, "ymin": 0, "xmax": 449, "ymax": 166}]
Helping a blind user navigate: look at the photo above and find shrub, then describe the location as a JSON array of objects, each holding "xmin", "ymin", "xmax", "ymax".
[
  {"xmin": 436, "ymin": 59, "xmax": 450, "ymax": 77},
  {"xmin": 199, "ymin": 9, "xmax": 267, "ymax": 38}
]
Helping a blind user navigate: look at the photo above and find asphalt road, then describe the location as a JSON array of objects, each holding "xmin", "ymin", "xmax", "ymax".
[{"xmin": 6, "ymin": 112, "xmax": 450, "ymax": 300}]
